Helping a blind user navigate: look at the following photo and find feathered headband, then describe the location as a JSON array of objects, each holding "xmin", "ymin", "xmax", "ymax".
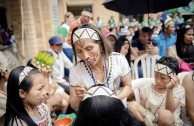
[{"xmin": 32, "ymin": 51, "xmax": 55, "ymax": 71}]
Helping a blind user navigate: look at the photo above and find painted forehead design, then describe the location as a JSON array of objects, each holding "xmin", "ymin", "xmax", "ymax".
[
  {"xmin": 72, "ymin": 28, "xmax": 100, "ymax": 44},
  {"xmin": 154, "ymin": 63, "xmax": 175, "ymax": 76}
]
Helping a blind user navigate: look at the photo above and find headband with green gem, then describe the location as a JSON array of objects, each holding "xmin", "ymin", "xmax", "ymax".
[
  {"xmin": 72, "ymin": 28, "xmax": 100, "ymax": 44},
  {"xmin": 154, "ymin": 63, "xmax": 176, "ymax": 76}
]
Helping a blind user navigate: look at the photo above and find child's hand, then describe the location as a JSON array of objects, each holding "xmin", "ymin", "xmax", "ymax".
[
  {"xmin": 75, "ymin": 83, "xmax": 86, "ymax": 98},
  {"xmin": 166, "ymin": 76, "xmax": 179, "ymax": 89}
]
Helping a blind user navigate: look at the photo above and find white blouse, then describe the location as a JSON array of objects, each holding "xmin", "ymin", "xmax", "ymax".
[{"xmin": 70, "ymin": 52, "xmax": 131, "ymax": 91}]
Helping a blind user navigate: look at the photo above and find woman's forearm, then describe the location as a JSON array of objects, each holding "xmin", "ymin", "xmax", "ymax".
[
  {"xmin": 117, "ymin": 85, "xmax": 132, "ymax": 100},
  {"xmin": 69, "ymin": 96, "xmax": 82, "ymax": 110},
  {"xmin": 165, "ymin": 88, "xmax": 176, "ymax": 112}
]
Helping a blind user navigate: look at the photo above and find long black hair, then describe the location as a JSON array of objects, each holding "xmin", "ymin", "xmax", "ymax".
[
  {"xmin": 4, "ymin": 66, "xmax": 41, "ymax": 126},
  {"xmin": 176, "ymin": 23, "xmax": 193, "ymax": 62},
  {"xmin": 74, "ymin": 95, "xmax": 145, "ymax": 126},
  {"xmin": 115, "ymin": 36, "xmax": 131, "ymax": 65}
]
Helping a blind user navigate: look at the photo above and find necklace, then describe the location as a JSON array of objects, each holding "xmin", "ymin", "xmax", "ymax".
[
  {"xmin": 88, "ymin": 56, "xmax": 109, "ymax": 87},
  {"xmin": 94, "ymin": 66, "xmax": 106, "ymax": 84}
]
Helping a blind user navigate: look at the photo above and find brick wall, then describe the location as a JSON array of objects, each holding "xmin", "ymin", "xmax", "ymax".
[
  {"xmin": 93, "ymin": 0, "xmax": 119, "ymax": 26},
  {"xmin": 3, "ymin": 0, "xmax": 119, "ymax": 65}
]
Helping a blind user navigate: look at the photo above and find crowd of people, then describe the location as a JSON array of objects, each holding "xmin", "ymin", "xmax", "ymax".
[{"xmin": 0, "ymin": 7, "xmax": 194, "ymax": 126}]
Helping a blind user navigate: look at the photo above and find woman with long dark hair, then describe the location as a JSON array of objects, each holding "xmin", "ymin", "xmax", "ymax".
[{"xmin": 167, "ymin": 23, "xmax": 194, "ymax": 125}]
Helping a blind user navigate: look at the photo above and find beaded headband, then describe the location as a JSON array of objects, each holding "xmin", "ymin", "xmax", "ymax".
[
  {"xmin": 19, "ymin": 66, "xmax": 33, "ymax": 85},
  {"xmin": 83, "ymin": 85, "xmax": 116, "ymax": 101},
  {"xmin": 72, "ymin": 28, "xmax": 100, "ymax": 44},
  {"xmin": 154, "ymin": 63, "xmax": 175, "ymax": 76}
]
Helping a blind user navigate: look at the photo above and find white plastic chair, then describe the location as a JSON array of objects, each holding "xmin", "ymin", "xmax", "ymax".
[
  {"xmin": 134, "ymin": 54, "xmax": 161, "ymax": 79},
  {"xmin": 132, "ymin": 78, "xmax": 154, "ymax": 103},
  {"xmin": 130, "ymin": 62, "xmax": 135, "ymax": 80}
]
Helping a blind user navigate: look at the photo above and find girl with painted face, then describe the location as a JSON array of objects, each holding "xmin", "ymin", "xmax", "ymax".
[
  {"xmin": 69, "ymin": 24, "xmax": 132, "ymax": 110},
  {"xmin": 128, "ymin": 57, "xmax": 185, "ymax": 126},
  {"xmin": 4, "ymin": 66, "xmax": 51, "ymax": 126},
  {"xmin": 27, "ymin": 51, "xmax": 69, "ymax": 113}
]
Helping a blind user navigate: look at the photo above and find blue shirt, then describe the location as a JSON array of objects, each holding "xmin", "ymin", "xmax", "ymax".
[{"xmin": 153, "ymin": 32, "xmax": 176, "ymax": 56}]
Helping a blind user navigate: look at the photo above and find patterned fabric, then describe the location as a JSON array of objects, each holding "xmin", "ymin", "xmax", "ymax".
[
  {"xmin": 32, "ymin": 103, "xmax": 51, "ymax": 126},
  {"xmin": 70, "ymin": 52, "xmax": 131, "ymax": 92},
  {"xmin": 32, "ymin": 59, "xmax": 52, "ymax": 71},
  {"xmin": 139, "ymin": 82, "xmax": 185, "ymax": 126},
  {"xmin": 72, "ymin": 28, "xmax": 100, "ymax": 44},
  {"xmin": 83, "ymin": 86, "xmax": 116, "ymax": 100},
  {"xmin": 11, "ymin": 103, "xmax": 51, "ymax": 126},
  {"xmin": 154, "ymin": 63, "xmax": 176, "ymax": 76}
]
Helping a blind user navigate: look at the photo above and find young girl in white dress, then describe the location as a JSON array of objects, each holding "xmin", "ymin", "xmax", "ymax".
[{"xmin": 128, "ymin": 56, "xmax": 185, "ymax": 126}]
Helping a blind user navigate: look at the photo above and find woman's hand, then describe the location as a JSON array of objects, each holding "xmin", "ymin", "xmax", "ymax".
[
  {"xmin": 166, "ymin": 76, "xmax": 179, "ymax": 89},
  {"xmin": 75, "ymin": 83, "xmax": 87, "ymax": 98}
]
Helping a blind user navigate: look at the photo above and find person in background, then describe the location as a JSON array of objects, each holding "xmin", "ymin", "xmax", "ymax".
[
  {"xmin": 4, "ymin": 66, "xmax": 51, "ymax": 126},
  {"xmin": 167, "ymin": 24, "xmax": 194, "ymax": 125},
  {"xmin": 106, "ymin": 32, "xmax": 118, "ymax": 50},
  {"xmin": 115, "ymin": 36, "xmax": 137, "ymax": 63},
  {"xmin": 59, "ymin": 12, "xmax": 75, "ymax": 78},
  {"xmin": 67, "ymin": 7, "xmax": 93, "ymax": 45},
  {"xmin": 95, "ymin": 16, "xmax": 103, "ymax": 30},
  {"xmin": 69, "ymin": 24, "xmax": 132, "ymax": 110},
  {"xmin": 0, "ymin": 52, "xmax": 9, "ymax": 125},
  {"xmin": 153, "ymin": 17, "xmax": 176, "ymax": 56},
  {"xmin": 48, "ymin": 36, "xmax": 73, "ymax": 94},
  {"xmin": 167, "ymin": 23, "xmax": 194, "ymax": 66},
  {"xmin": 115, "ymin": 36, "xmax": 138, "ymax": 81},
  {"xmin": 132, "ymin": 27, "xmax": 158, "ymax": 56},
  {"xmin": 108, "ymin": 16, "xmax": 115, "ymax": 28},
  {"xmin": 132, "ymin": 27, "xmax": 158, "ymax": 78}
]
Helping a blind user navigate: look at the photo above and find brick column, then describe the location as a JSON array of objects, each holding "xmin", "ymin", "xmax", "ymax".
[{"xmin": 21, "ymin": 0, "xmax": 38, "ymax": 63}]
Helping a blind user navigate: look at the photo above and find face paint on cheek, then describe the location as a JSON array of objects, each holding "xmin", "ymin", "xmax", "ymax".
[
  {"xmin": 92, "ymin": 53, "xmax": 99, "ymax": 65},
  {"xmin": 93, "ymin": 53, "xmax": 98, "ymax": 62},
  {"xmin": 76, "ymin": 39, "xmax": 85, "ymax": 48}
]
